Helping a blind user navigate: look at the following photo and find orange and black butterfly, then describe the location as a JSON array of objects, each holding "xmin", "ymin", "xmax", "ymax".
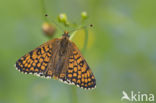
[{"xmin": 15, "ymin": 31, "xmax": 96, "ymax": 90}]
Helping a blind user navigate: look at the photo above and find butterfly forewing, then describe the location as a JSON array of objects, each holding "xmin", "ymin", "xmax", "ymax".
[
  {"xmin": 64, "ymin": 41, "xmax": 96, "ymax": 89},
  {"xmin": 16, "ymin": 38, "xmax": 58, "ymax": 76}
]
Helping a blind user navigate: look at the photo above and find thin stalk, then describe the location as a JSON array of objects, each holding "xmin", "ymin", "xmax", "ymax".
[
  {"xmin": 82, "ymin": 28, "xmax": 88, "ymax": 54},
  {"xmin": 70, "ymin": 87, "xmax": 78, "ymax": 103}
]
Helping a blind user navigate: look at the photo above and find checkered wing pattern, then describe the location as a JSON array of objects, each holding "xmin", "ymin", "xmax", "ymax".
[
  {"xmin": 65, "ymin": 42, "xmax": 96, "ymax": 90},
  {"xmin": 15, "ymin": 39, "xmax": 58, "ymax": 76}
]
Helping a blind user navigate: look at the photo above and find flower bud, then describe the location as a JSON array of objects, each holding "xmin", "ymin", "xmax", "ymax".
[
  {"xmin": 42, "ymin": 22, "xmax": 56, "ymax": 37},
  {"xmin": 81, "ymin": 11, "xmax": 88, "ymax": 20},
  {"xmin": 58, "ymin": 13, "xmax": 69, "ymax": 26}
]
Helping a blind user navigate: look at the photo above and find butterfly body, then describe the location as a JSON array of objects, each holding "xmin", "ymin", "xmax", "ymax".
[
  {"xmin": 48, "ymin": 36, "xmax": 70, "ymax": 78},
  {"xmin": 16, "ymin": 32, "xmax": 96, "ymax": 89}
]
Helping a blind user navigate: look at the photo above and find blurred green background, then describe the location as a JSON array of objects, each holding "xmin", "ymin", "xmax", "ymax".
[{"xmin": 0, "ymin": 0, "xmax": 156, "ymax": 103}]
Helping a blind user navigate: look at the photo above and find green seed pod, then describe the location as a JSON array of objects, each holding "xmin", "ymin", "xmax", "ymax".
[
  {"xmin": 81, "ymin": 11, "xmax": 88, "ymax": 20},
  {"xmin": 58, "ymin": 13, "xmax": 69, "ymax": 26}
]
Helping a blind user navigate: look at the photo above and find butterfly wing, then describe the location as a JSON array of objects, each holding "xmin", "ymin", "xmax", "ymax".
[
  {"xmin": 16, "ymin": 36, "xmax": 96, "ymax": 89},
  {"xmin": 64, "ymin": 41, "xmax": 96, "ymax": 89},
  {"xmin": 15, "ymin": 38, "xmax": 59, "ymax": 76}
]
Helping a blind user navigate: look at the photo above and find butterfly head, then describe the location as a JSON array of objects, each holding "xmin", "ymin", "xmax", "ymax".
[{"xmin": 63, "ymin": 31, "xmax": 70, "ymax": 38}]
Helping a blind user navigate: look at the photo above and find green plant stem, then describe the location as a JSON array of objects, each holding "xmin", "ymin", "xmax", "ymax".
[
  {"xmin": 82, "ymin": 27, "xmax": 88, "ymax": 54},
  {"xmin": 70, "ymin": 87, "xmax": 78, "ymax": 103}
]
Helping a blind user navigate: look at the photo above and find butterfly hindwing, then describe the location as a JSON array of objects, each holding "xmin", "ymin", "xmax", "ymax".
[
  {"xmin": 65, "ymin": 42, "xmax": 96, "ymax": 89},
  {"xmin": 16, "ymin": 39, "xmax": 58, "ymax": 76}
]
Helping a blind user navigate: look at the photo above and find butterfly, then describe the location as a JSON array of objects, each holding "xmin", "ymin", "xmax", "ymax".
[{"xmin": 15, "ymin": 31, "xmax": 96, "ymax": 90}]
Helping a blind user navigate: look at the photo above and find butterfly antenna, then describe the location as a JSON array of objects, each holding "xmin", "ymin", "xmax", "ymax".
[
  {"xmin": 68, "ymin": 24, "xmax": 94, "ymax": 34},
  {"xmin": 41, "ymin": 1, "xmax": 63, "ymax": 32}
]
